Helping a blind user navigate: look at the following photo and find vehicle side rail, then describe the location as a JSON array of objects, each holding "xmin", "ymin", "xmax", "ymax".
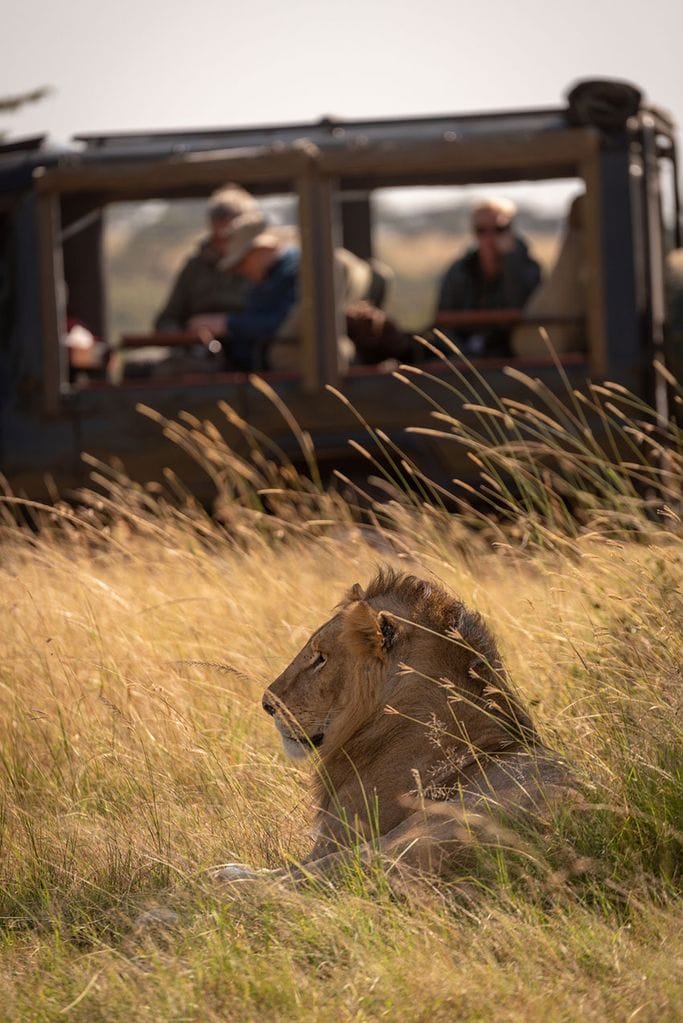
[
  {"xmin": 433, "ymin": 308, "xmax": 585, "ymax": 329},
  {"xmin": 118, "ymin": 331, "xmax": 214, "ymax": 349}
]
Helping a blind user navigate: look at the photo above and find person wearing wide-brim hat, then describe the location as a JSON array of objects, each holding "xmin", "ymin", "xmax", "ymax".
[
  {"xmin": 187, "ymin": 213, "xmax": 300, "ymax": 372},
  {"xmin": 153, "ymin": 184, "xmax": 262, "ymax": 333}
]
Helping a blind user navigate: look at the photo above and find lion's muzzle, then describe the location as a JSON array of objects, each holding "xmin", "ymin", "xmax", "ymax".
[{"xmin": 262, "ymin": 683, "xmax": 329, "ymax": 759}]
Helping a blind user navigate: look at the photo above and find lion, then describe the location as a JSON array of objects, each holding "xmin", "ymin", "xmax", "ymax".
[{"xmin": 215, "ymin": 569, "xmax": 573, "ymax": 884}]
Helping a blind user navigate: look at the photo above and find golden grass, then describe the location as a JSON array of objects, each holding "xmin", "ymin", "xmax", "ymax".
[{"xmin": 1, "ymin": 367, "xmax": 682, "ymax": 1020}]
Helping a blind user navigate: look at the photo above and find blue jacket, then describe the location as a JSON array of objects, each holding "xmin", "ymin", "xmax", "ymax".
[{"xmin": 229, "ymin": 248, "xmax": 299, "ymax": 369}]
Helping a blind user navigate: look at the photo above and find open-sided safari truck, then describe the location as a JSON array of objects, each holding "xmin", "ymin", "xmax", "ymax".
[{"xmin": 0, "ymin": 78, "xmax": 680, "ymax": 503}]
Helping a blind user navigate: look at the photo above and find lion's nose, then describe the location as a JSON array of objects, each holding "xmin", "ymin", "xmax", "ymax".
[{"xmin": 262, "ymin": 694, "xmax": 276, "ymax": 716}]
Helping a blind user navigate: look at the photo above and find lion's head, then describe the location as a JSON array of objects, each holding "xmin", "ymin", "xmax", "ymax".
[
  {"xmin": 261, "ymin": 610, "xmax": 346, "ymax": 759},
  {"xmin": 262, "ymin": 569, "xmax": 535, "ymax": 764}
]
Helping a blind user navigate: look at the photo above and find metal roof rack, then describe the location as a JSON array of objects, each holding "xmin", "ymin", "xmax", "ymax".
[{"xmin": 73, "ymin": 106, "xmax": 571, "ymax": 156}]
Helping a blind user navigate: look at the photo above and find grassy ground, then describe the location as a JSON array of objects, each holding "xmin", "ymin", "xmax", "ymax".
[{"xmin": 1, "ymin": 374, "xmax": 682, "ymax": 1020}]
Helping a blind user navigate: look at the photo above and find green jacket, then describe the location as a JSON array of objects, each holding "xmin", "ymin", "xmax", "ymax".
[{"xmin": 154, "ymin": 239, "xmax": 249, "ymax": 331}]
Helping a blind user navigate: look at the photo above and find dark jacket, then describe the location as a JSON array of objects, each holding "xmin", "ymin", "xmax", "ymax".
[
  {"xmin": 437, "ymin": 237, "xmax": 541, "ymax": 357},
  {"xmin": 438, "ymin": 238, "xmax": 542, "ymax": 313},
  {"xmin": 154, "ymin": 239, "xmax": 249, "ymax": 331}
]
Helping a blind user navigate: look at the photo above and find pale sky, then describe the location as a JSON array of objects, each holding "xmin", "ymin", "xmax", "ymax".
[{"xmin": 3, "ymin": 0, "xmax": 681, "ymax": 146}]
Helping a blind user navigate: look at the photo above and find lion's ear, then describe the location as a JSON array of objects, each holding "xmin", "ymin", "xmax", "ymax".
[
  {"xmin": 348, "ymin": 582, "xmax": 365, "ymax": 601},
  {"xmin": 378, "ymin": 611, "xmax": 398, "ymax": 651},
  {"xmin": 343, "ymin": 601, "xmax": 398, "ymax": 660}
]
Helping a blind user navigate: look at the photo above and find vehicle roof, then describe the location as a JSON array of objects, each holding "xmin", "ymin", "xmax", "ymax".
[
  {"xmin": 0, "ymin": 106, "xmax": 572, "ymax": 192},
  {"xmin": 0, "ymin": 83, "xmax": 673, "ymax": 197},
  {"xmin": 73, "ymin": 105, "xmax": 571, "ymax": 156}
]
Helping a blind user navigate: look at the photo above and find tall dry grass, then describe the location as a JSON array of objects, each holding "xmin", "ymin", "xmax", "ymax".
[{"xmin": 0, "ymin": 355, "xmax": 682, "ymax": 1021}]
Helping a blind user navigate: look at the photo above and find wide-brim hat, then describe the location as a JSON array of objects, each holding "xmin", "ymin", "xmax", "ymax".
[{"xmin": 217, "ymin": 211, "xmax": 269, "ymax": 270}]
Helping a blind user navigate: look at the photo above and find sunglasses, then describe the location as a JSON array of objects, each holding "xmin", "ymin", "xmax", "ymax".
[{"xmin": 475, "ymin": 224, "xmax": 511, "ymax": 235}]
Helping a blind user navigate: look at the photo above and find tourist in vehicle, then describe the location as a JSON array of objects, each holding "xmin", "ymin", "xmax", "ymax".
[
  {"xmin": 436, "ymin": 197, "xmax": 541, "ymax": 357},
  {"xmin": 61, "ymin": 282, "xmax": 110, "ymax": 382},
  {"xmin": 152, "ymin": 184, "xmax": 261, "ymax": 332},
  {"xmin": 186, "ymin": 218, "xmax": 299, "ymax": 372},
  {"xmin": 267, "ymin": 248, "xmax": 400, "ymax": 373},
  {"xmin": 63, "ymin": 315, "xmax": 110, "ymax": 381},
  {"xmin": 187, "ymin": 217, "xmax": 405, "ymax": 372}
]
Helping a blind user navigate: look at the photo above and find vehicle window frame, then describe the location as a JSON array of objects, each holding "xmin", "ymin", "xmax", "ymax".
[{"xmin": 35, "ymin": 126, "xmax": 611, "ymax": 413}]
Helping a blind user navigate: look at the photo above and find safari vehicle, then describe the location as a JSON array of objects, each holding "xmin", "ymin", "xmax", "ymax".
[{"xmin": 0, "ymin": 78, "xmax": 680, "ymax": 503}]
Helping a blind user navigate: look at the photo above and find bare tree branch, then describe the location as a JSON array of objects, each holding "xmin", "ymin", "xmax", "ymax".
[{"xmin": 0, "ymin": 86, "xmax": 52, "ymax": 114}]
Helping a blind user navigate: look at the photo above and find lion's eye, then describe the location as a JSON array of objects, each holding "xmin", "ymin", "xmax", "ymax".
[{"xmin": 311, "ymin": 652, "xmax": 327, "ymax": 671}]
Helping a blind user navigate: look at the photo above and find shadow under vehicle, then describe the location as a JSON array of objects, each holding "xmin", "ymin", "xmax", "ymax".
[{"xmin": 0, "ymin": 78, "xmax": 680, "ymax": 503}]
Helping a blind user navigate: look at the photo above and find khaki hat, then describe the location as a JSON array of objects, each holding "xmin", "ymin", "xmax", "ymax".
[{"xmin": 217, "ymin": 211, "xmax": 272, "ymax": 270}]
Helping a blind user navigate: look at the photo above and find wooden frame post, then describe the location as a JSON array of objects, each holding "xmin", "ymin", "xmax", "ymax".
[
  {"xmin": 36, "ymin": 187, "xmax": 67, "ymax": 415},
  {"xmin": 296, "ymin": 160, "xmax": 342, "ymax": 392}
]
